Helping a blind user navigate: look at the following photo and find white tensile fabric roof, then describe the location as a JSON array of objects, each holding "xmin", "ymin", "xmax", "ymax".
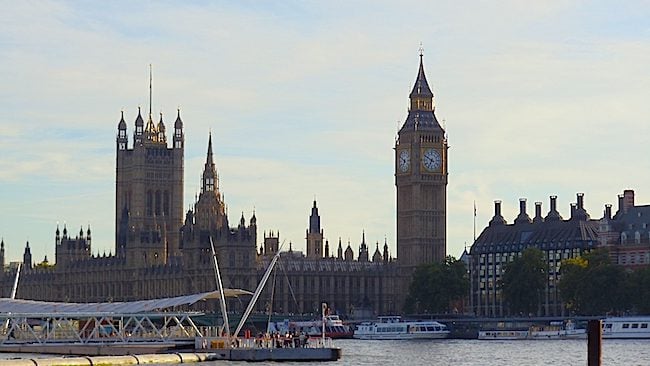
[{"xmin": 0, "ymin": 289, "xmax": 252, "ymax": 315}]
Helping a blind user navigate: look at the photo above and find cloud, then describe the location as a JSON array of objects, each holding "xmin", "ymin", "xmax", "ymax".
[{"xmin": 1, "ymin": 0, "xmax": 649, "ymax": 263}]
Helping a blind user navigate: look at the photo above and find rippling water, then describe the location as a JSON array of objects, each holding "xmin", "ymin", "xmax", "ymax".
[
  {"xmin": 3, "ymin": 339, "xmax": 650, "ymax": 365},
  {"xmin": 231, "ymin": 339, "xmax": 650, "ymax": 366}
]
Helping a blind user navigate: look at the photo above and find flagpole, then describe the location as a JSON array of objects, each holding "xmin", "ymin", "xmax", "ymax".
[{"xmin": 473, "ymin": 201, "xmax": 477, "ymax": 242}]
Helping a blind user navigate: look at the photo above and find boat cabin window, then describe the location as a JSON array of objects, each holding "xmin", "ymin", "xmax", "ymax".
[
  {"xmin": 605, "ymin": 324, "xmax": 612, "ymax": 329},
  {"xmin": 632, "ymin": 323, "xmax": 639, "ymax": 329},
  {"xmin": 642, "ymin": 324, "xmax": 648, "ymax": 329},
  {"xmin": 622, "ymin": 324, "xmax": 630, "ymax": 329}
]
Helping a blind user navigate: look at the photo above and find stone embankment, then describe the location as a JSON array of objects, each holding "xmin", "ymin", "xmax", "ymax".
[{"xmin": 0, "ymin": 352, "xmax": 209, "ymax": 366}]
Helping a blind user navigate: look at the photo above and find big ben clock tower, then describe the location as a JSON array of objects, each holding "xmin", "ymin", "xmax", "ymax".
[{"xmin": 395, "ymin": 52, "xmax": 448, "ymax": 272}]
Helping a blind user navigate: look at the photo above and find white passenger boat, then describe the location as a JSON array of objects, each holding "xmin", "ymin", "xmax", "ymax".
[
  {"xmin": 479, "ymin": 320, "xmax": 585, "ymax": 340},
  {"xmin": 602, "ymin": 317, "xmax": 650, "ymax": 339},
  {"xmin": 353, "ymin": 316, "xmax": 449, "ymax": 340}
]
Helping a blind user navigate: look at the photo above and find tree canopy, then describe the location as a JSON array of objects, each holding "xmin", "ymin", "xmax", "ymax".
[
  {"xmin": 559, "ymin": 249, "xmax": 631, "ymax": 315},
  {"xmin": 404, "ymin": 256, "xmax": 469, "ymax": 314},
  {"xmin": 500, "ymin": 247, "xmax": 547, "ymax": 316}
]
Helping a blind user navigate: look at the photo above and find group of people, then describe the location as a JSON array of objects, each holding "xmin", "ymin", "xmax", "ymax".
[{"xmin": 254, "ymin": 331, "xmax": 310, "ymax": 348}]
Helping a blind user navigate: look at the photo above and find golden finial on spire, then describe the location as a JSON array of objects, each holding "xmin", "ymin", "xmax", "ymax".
[{"xmin": 418, "ymin": 42, "xmax": 424, "ymax": 57}]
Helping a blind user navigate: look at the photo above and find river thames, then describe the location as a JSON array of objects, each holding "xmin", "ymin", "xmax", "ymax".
[
  {"xmin": 3, "ymin": 339, "xmax": 649, "ymax": 365},
  {"xmin": 236, "ymin": 339, "xmax": 647, "ymax": 365}
]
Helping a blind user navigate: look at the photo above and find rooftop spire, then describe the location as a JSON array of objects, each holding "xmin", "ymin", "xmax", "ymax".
[
  {"xmin": 201, "ymin": 132, "xmax": 218, "ymax": 193},
  {"xmin": 149, "ymin": 64, "xmax": 153, "ymax": 118},
  {"xmin": 206, "ymin": 132, "xmax": 214, "ymax": 167},
  {"xmin": 410, "ymin": 47, "xmax": 433, "ymax": 99}
]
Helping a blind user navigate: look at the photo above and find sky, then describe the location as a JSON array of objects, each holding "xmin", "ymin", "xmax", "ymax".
[{"xmin": 1, "ymin": 1, "xmax": 649, "ymax": 264}]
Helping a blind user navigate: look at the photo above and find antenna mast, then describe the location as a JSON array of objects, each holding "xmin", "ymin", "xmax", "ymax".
[
  {"xmin": 149, "ymin": 64, "xmax": 152, "ymax": 117},
  {"xmin": 473, "ymin": 201, "xmax": 477, "ymax": 242}
]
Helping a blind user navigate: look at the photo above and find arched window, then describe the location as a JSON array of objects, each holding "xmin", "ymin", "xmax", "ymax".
[
  {"xmin": 146, "ymin": 190, "xmax": 153, "ymax": 216},
  {"xmin": 163, "ymin": 191, "xmax": 170, "ymax": 216},
  {"xmin": 155, "ymin": 190, "xmax": 161, "ymax": 216}
]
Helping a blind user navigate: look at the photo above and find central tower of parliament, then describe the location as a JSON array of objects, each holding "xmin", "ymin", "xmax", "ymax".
[{"xmin": 0, "ymin": 55, "xmax": 446, "ymax": 316}]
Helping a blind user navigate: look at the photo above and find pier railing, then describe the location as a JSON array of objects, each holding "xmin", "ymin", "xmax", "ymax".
[
  {"xmin": 195, "ymin": 335, "xmax": 334, "ymax": 350},
  {"xmin": 0, "ymin": 312, "xmax": 203, "ymax": 345}
]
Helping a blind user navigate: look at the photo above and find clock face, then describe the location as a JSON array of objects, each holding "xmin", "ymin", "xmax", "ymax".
[
  {"xmin": 422, "ymin": 148, "xmax": 442, "ymax": 171},
  {"xmin": 398, "ymin": 150, "xmax": 410, "ymax": 172}
]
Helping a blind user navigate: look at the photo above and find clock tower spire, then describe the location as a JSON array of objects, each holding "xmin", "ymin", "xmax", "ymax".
[{"xmin": 395, "ymin": 51, "xmax": 448, "ymax": 274}]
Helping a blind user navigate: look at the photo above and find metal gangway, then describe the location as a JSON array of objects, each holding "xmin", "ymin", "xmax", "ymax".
[{"xmin": 0, "ymin": 311, "xmax": 216, "ymax": 345}]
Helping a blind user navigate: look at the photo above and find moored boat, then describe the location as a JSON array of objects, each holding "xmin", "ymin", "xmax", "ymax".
[
  {"xmin": 602, "ymin": 317, "xmax": 650, "ymax": 339},
  {"xmin": 528, "ymin": 320, "xmax": 586, "ymax": 339},
  {"xmin": 353, "ymin": 316, "xmax": 449, "ymax": 340},
  {"xmin": 478, "ymin": 329, "xmax": 528, "ymax": 340},
  {"xmin": 479, "ymin": 320, "xmax": 585, "ymax": 340},
  {"xmin": 268, "ymin": 315, "xmax": 354, "ymax": 339}
]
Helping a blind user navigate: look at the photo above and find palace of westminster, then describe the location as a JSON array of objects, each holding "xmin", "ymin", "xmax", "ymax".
[
  {"xmin": 0, "ymin": 55, "xmax": 449, "ymax": 316},
  {"xmin": 3, "ymin": 55, "xmax": 647, "ymax": 317}
]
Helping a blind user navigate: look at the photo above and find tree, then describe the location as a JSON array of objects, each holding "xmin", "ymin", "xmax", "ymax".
[
  {"xmin": 500, "ymin": 247, "xmax": 546, "ymax": 316},
  {"xmin": 559, "ymin": 249, "xmax": 631, "ymax": 315},
  {"xmin": 630, "ymin": 267, "xmax": 650, "ymax": 314},
  {"xmin": 557, "ymin": 256, "xmax": 588, "ymax": 313},
  {"xmin": 404, "ymin": 256, "xmax": 469, "ymax": 314}
]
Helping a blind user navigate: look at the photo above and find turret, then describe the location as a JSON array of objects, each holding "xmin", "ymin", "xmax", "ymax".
[
  {"xmin": 344, "ymin": 241, "xmax": 354, "ymax": 261},
  {"xmin": 157, "ymin": 112, "xmax": 167, "ymax": 144},
  {"xmin": 358, "ymin": 230, "xmax": 369, "ymax": 262},
  {"xmin": 0, "ymin": 239, "xmax": 5, "ymax": 268},
  {"xmin": 55, "ymin": 225, "xmax": 61, "ymax": 245},
  {"xmin": 372, "ymin": 242, "xmax": 382, "ymax": 262},
  {"xmin": 383, "ymin": 239, "xmax": 389, "ymax": 263},
  {"xmin": 144, "ymin": 108, "xmax": 158, "ymax": 143},
  {"xmin": 202, "ymin": 133, "xmax": 218, "ymax": 193},
  {"xmin": 23, "ymin": 241, "xmax": 32, "ymax": 269},
  {"xmin": 134, "ymin": 107, "xmax": 144, "ymax": 145},
  {"xmin": 306, "ymin": 200, "xmax": 324, "ymax": 258},
  {"xmin": 250, "ymin": 210, "xmax": 257, "ymax": 227},
  {"xmin": 309, "ymin": 200, "xmax": 321, "ymax": 234},
  {"xmin": 337, "ymin": 238, "xmax": 343, "ymax": 259},
  {"xmin": 117, "ymin": 111, "xmax": 128, "ymax": 150},
  {"xmin": 173, "ymin": 108, "xmax": 184, "ymax": 149},
  {"xmin": 239, "ymin": 212, "xmax": 246, "ymax": 228}
]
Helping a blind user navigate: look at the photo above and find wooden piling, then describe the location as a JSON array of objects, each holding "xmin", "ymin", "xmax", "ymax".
[{"xmin": 587, "ymin": 319, "xmax": 602, "ymax": 366}]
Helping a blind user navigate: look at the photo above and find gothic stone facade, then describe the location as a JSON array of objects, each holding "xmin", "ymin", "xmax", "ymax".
[{"xmin": 0, "ymin": 57, "xmax": 446, "ymax": 317}]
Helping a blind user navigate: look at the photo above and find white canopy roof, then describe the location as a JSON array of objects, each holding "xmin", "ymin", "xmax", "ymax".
[{"xmin": 0, "ymin": 289, "xmax": 252, "ymax": 315}]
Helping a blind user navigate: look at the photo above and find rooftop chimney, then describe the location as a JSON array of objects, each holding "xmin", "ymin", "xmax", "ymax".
[
  {"xmin": 573, "ymin": 193, "xmax": 590, "ymax": 221},
  {"xmin": 533, "ymin": 202, "xmax": 544, "ymax": 223},
  {"xmin": 545, "ymin": 195, "xmax": 562, "ymax": 222},
  {"xmin": 617, "ymin": 194, "xmax": 624, "ymax": 216},
  {"xmin": 604, "ymin": 204, "xmax": 612, "ymax": 220},
  {"xmin": 577, "ymin": 193, "xmax": 584, "ymax": 209},
  {"xmin": 489, "ymin": 200, "xmax": 506, "ymax": 226},
  {"xmin": 514, "ymin": 198, "xmax": 532, "ymax": 224},
  {"xmin": 623, "ymin": 190, "xmax": 635, "ymax": 212},
  {"xmin": 571, "ymin": 203, "xmax": 578, "ymax": 219}
]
